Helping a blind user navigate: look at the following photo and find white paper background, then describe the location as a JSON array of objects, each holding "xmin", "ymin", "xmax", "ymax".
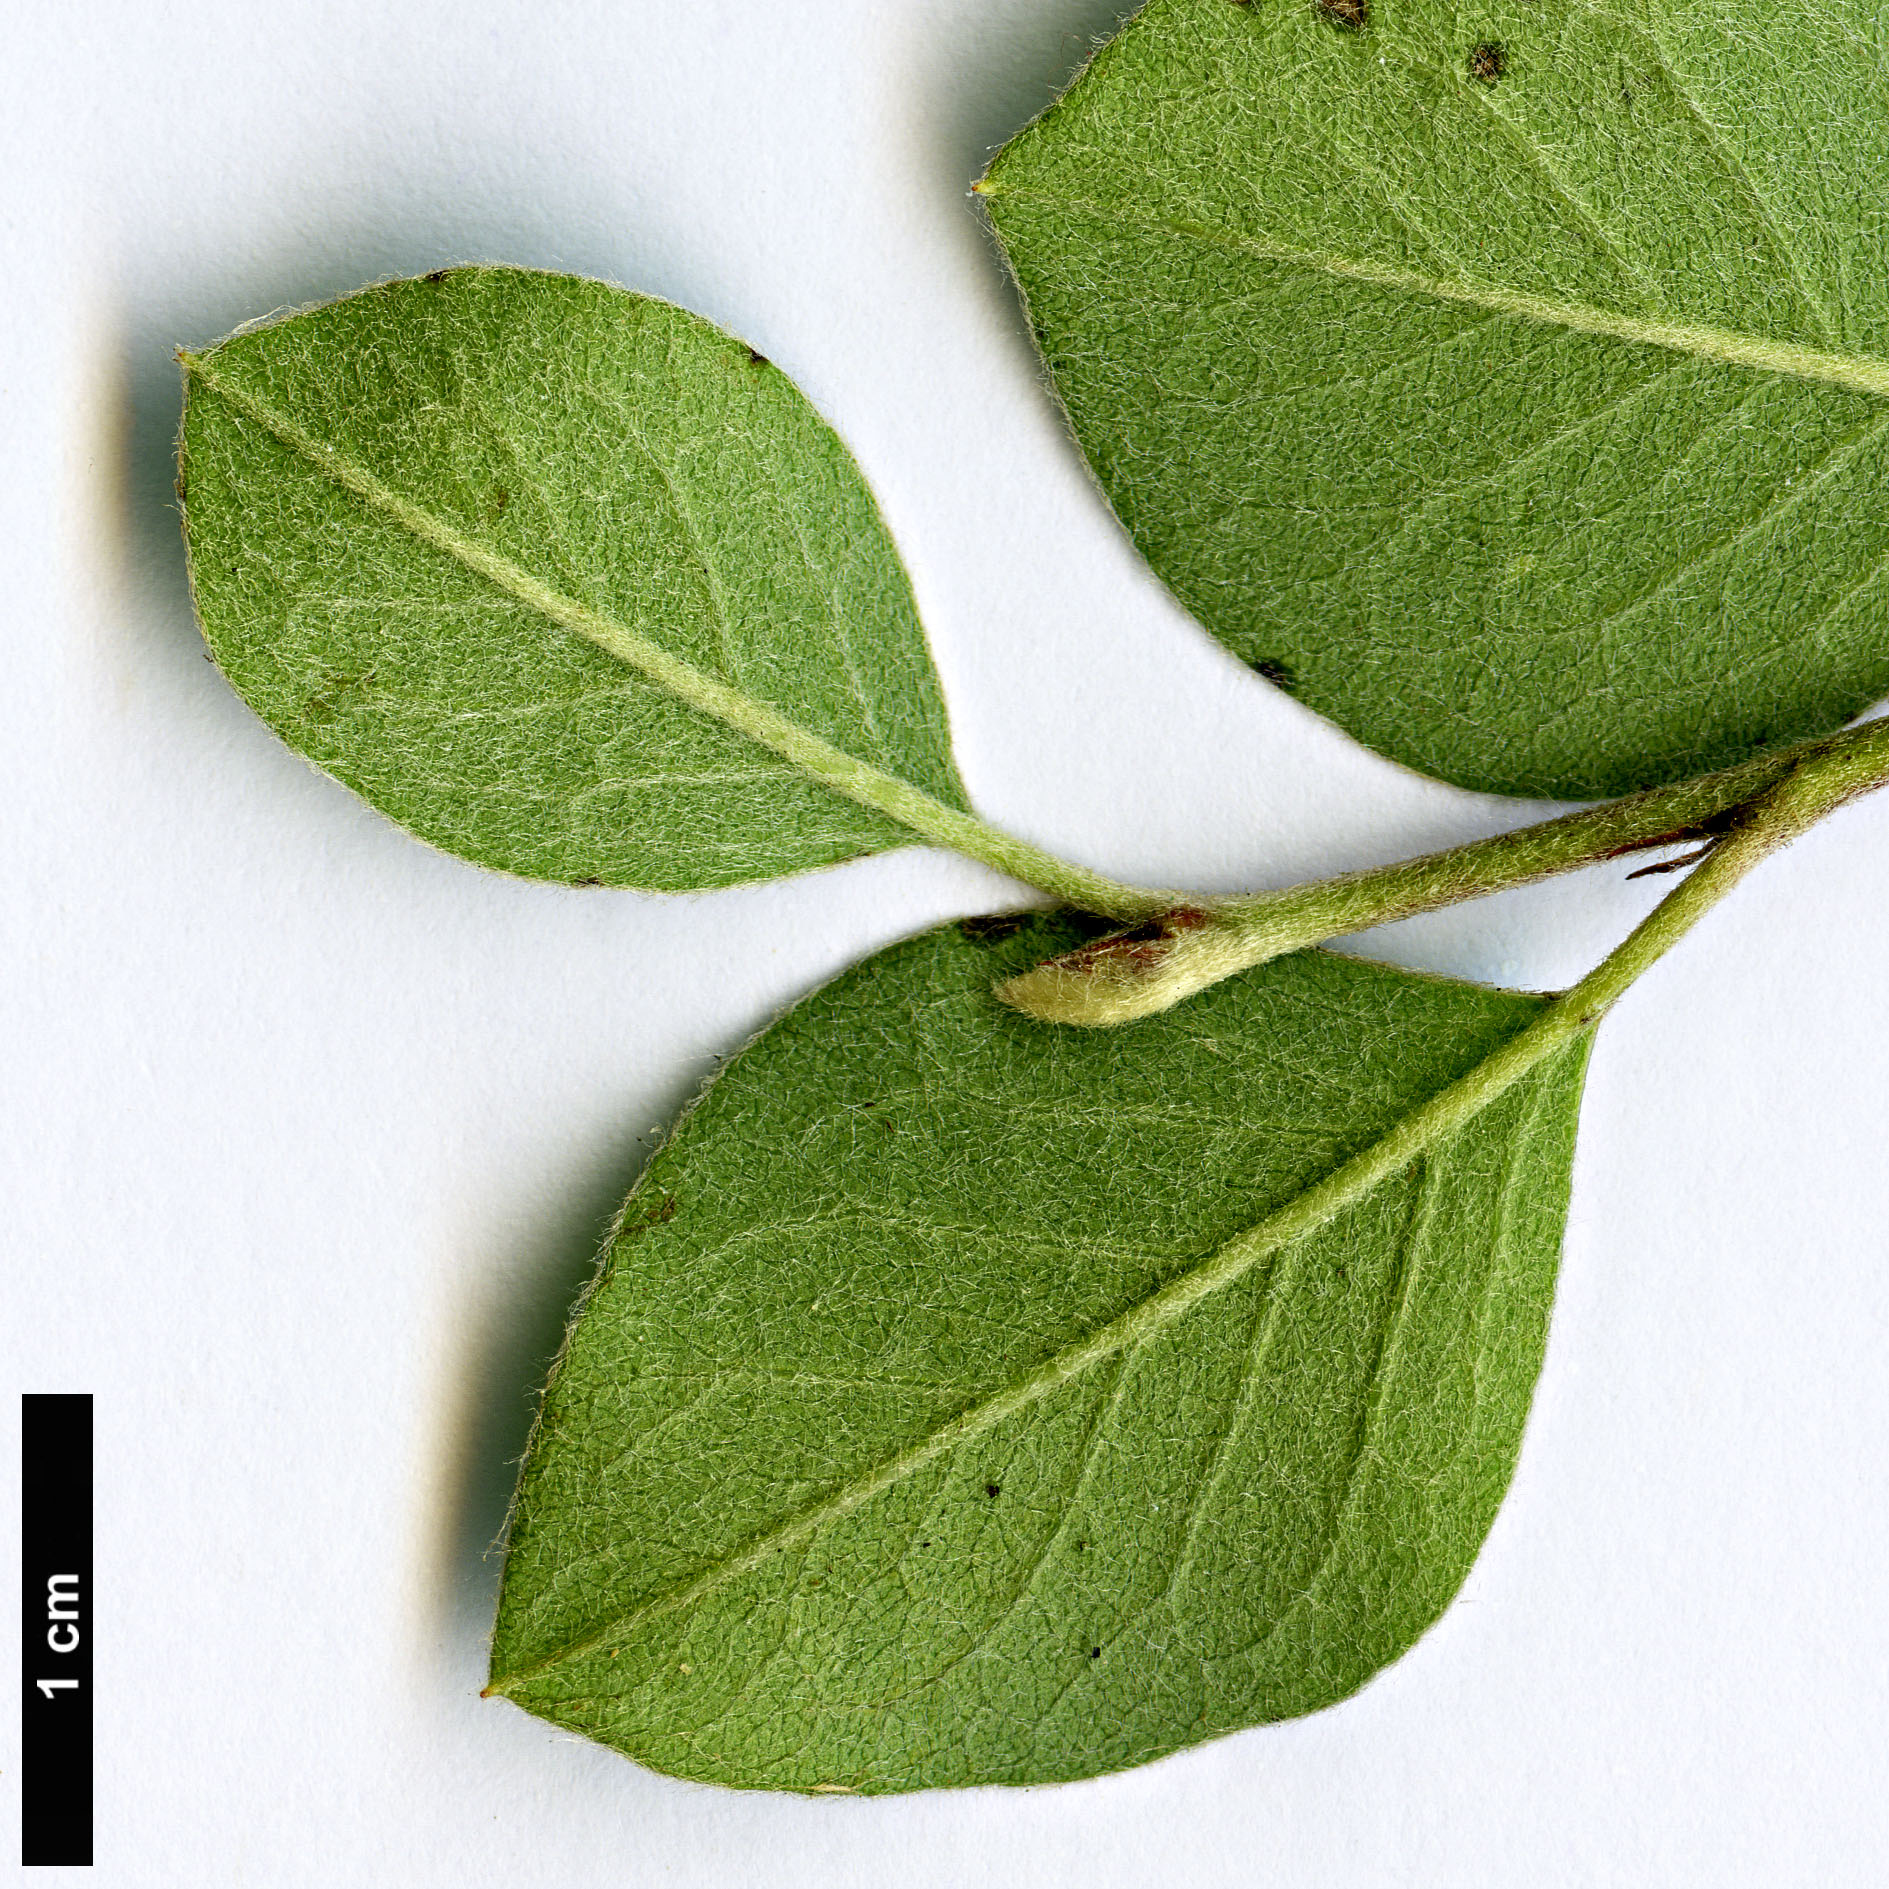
[{"xmin": 4, "ymin": 3, "xmax": 1887, "ymax": 1882}]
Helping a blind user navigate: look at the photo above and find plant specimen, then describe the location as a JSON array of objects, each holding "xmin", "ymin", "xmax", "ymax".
[{"xmin": 175, "ymin": 0, "xmax": 1889, "ymax": 1792}]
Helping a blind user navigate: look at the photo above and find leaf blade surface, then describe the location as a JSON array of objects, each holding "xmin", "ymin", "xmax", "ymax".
[
  {"xmin": 983, "ymin": 0, "xmax": 1889, "ymax": 798},
  {"xmin": 490, "ymin": 919, "xmax": 1589, "ymax": 1789},
  {"xmin": 180, "ymin": 268, "xmax": 969, "ymax": 889}
]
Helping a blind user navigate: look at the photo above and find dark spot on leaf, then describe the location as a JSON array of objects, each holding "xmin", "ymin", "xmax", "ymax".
[
  {"xmin": 489, "ymin": 485, "xmax": 510, "ymax": 517},
  {"xmin": 1250, "ymin": 657, "xmax": 1298, "ymax": 694},
  {"xmin": 748, "ymin": 347, "xmax": 770, "ymax": 367},
  {"xmin": 424, "ymin": 268, "xmax": 451, "ymax": 285},
  {"xmin": 985, "ymin": 1483, "xmax": 1001, "ymax": 1499},
  {"xmin": 1316, "ymin": 0, "xmax": 1367, "ymax": 29},
  {"xmin": 305, "ymin": 695, "xmax": 336, "ymax": 726},
  {"xmin": 1089, "ymin": 1647, "xmax": 1102, "ymax": 1659},
  {"xmin": 621, "ymin": 1193, "xmax": 678, "ymax": 1240},
  {"xmin": 573, "ymin": 875, "xmax": 603, "ymax": 887},
  {"xmin": 1469, "ymin": 40, "xmax": 1505, "ymax": 83},
  {"xmin": 959, "ymin": 912, "xmax": 1031, "ymax": 943}
]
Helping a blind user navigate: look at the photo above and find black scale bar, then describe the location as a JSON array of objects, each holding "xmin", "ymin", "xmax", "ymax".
[{"xmin": 21, "ymin": 1394, "xmax": 92, "ymax": 1867}]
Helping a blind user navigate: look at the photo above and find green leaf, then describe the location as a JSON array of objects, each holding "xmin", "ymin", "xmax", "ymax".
[
  {"xmin": 178, "ymin": 268, "xmax": 972, "ymax": 891},
  {"xmin": 488, "ymin": 917, "xmax": 1589, "ymax": 1790},
  {"xmin": 982, "ymin": 0, "xmax": 1889, "ymax": 800}
]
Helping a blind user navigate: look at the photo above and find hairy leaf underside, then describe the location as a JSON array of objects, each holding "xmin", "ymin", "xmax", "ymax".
[
  {"xmin": 180, "ymin": 269, "xmax": 967, "ymax": 890},
  {"xmin": 984, "ymin": 0, "xmax": 1889, "ymax": 799},
  {"xmin": 489, "ymin": 922, "xmax": 1588, "ymax": 1790}
]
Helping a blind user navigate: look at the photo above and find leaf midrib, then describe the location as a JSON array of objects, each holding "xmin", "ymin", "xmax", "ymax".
[
  {"xmin": 977, "ymin": 182, "xmax": 1889, "ymax": 401},
  {"xmin": 186, "ymin": 352, "xmax": 963, "ymax": 823},
  {"xmin": 488, "ymin": 990, "xmax": 1584, "ymax": 1695},
  {"xmin": 184, "ymin": 348, "xmax": 1170, "ymax": 919}
]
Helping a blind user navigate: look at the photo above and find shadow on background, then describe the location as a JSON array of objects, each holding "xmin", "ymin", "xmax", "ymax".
[
  {"xmin": 901, "ymin": 0, "xmax": 1144, "ymax": 335},
  {"xmin": 929, "ymin": 0, "xmax": 1142, "ymax": 185},
  {"xmin": 427, "ymin": 1121, "xmax": 668, "ymax": 1653}
]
